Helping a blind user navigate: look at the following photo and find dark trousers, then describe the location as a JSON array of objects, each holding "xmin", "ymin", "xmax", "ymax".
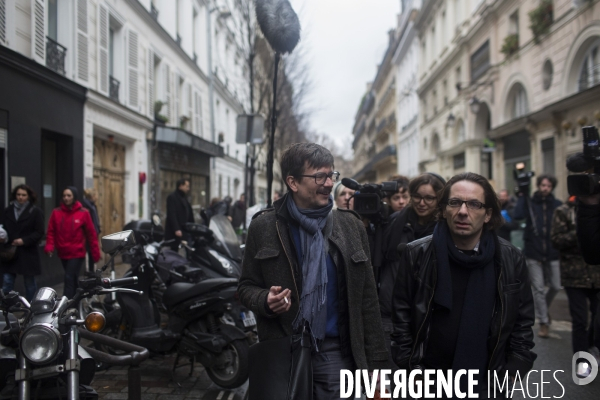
[
  {"xmin": 565, "ymin": 287, "xmax": 600, "ymax": 353},
  {"xmin": 61, "ymin": 258, "xmax": 85, "ymax": 299},
  {"xmin": 312, "ymin": 337, "xmax": 355, "ymax": 400},
  {"xmin": 2, "ymin": 273, "xmax": 37, "ymax": 301},
  {"xmin": 86, "ymin": 243, "xmax": 95, "ymax": 272}
]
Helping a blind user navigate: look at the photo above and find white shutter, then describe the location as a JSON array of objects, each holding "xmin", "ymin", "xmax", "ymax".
[
  {"xmin": 187, "ymin": 83, "xmax": 192, "ymax": 128},
  {"xmin": 0, "ymin": 0, "xmax": 7, "ymax": 46},
  {"xmin": 126, "ymin": 28, "xmax": 139, "ymax": 109},
  {"xmin": 97, "ymin": 3, "xmax": 109, "ymax": 96},
  {"xmin": 31, "ymin": 0, "xmax": 46, "ymax": 64},
  {"xmin": 174, "ymin": 73, "xmax": 180, "ymax": 126},
  {"xmin": 75, "ymin": 0, "xmax": 89, "ymax": 83},
  {"xmin": 147, "ymin": 48, "xmax": 154, "ymax": 119},
  {"xmin": 194, "ymin": 90, "xmax": 202, "ymax": 137},
  {"xmin": 164, "ymin": 64, "xmax": 171, "ymax": 123}
]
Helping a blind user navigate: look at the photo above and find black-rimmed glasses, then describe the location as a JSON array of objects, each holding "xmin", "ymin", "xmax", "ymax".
[
  {"xmin": 411, "ymin": 194, "xmax": 437, "ymax": 205},
  {"xmin": 446, "ymin": 198, "xmax": 487, "ymax": 210},
  {"xmin": 299, "ymin": 171, "xmax": 340, "ymax": 185}
]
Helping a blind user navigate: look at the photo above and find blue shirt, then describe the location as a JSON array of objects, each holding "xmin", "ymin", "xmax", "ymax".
[{"xmin": 289, "ymin": 223, "xmax": 339, "ymax": 338}]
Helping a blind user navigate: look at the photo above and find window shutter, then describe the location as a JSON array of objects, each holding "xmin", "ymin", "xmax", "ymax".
[
  {"xmin": 147, "ymin": 48, "xmax": 154, "ymax": 119},
  {"xmin": 174, "ymin": 73, "xmax": 180, "ymax": 126},
  {"xmin": 187, "ymin": 83, "xmax": 192, "ymax": 127},
  {"xmin": 126, "ymin": 28, "xmax": 139, "ymax": 109},
  {"xmin": 164, "ymin": 64, "xmax": 171, "ymax": 122},
  {"xmin": 76, "ymin": 0, "xmax": 89, "ymax": 83},
  {"xmin": 31, "ymin": 0, "xmax": 46, "ymax": 64},
  {"xmin": 97, "ymin": 2, "xmax": 109, "ymax": 96},
  {"xmin": 0, "ymin": 0, "xmax": 7, "ymax": 46},
  {"xmin": 194, "ymin": 90, "xmax": 202, "ymax": 137}
]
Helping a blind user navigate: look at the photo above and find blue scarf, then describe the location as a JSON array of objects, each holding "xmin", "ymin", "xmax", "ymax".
[{"xmin": 286, "ymin": 195, "xmax": 334, "ymax": 343}]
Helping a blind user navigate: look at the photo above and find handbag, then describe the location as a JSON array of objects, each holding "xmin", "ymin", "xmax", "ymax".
[
  {"xmin": 248, "ymin": 325, "xmax": 313, "ymax": 400},
  {"xmin": 0, "ymin": 244, "xmax": 17, "ymax": 262}
]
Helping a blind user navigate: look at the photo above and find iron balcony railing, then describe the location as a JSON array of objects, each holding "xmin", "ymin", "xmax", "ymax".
[
  {"xmin": 46, "ymin": 36, "xmax": 67, "ymax": 76},
  {"xmin": 150, "ymin": 3, "xmax": 159, "ymax": 20},
  {"xmin": 109, "ymin": 76, "xmax": 120, "ymax": 102}
]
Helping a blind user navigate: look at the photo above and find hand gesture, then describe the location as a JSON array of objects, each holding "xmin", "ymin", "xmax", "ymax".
[{"xmin": 267, "ymin": 286, "xmax": 291, "ymax": 314}]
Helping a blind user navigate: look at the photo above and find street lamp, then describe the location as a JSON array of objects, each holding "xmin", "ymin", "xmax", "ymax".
[
  {"xmin": 469, "ymin": 96, "xmax": 481, "ymax": 115},
  {"xmin": 446, "ymin": 113, "xmax": 456, "ymax": 129}
]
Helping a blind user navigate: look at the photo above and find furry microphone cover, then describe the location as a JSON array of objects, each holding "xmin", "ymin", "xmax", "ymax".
[{"xmin": 255, "ymin": 0, "xmax": 301, "ymax": 54}]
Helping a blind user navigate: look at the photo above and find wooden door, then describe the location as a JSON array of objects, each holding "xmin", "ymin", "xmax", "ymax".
[{"xmin": 93, "ymin": 138, "xmax": 126, "ymax": 237}]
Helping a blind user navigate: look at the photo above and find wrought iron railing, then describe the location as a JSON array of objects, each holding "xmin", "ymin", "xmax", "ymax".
[
  {"xmin": 109, "ymin": 76, "xmax": 120, "ymax": 102},
  {"xmin": 578, "ymin": 63, "xmax": 600, "ymax": 92},
  {"xmin": 150, "ymin": 3, "xmax": 159, "ymax": 20},
  {"xmin": 46, "ymin": 37, "xmax": 67, "ymax": 76}
]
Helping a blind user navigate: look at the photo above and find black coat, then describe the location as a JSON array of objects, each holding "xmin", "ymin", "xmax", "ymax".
[
  {"xmin": 577, "ymin": 201, "xmax": 600, "ymax": 264},
  {"xmin": 0, "ymin": 203, "xmax": 44, "ymax": 276},
  {"xmin": 514, "ymin": 192, "xmax": 562, "ymax": 261},
  {"xmin": 165, "ymin": 190, "xmax": 194, "ymax": 241},
  {"xmin": 391, "ymin": 235, "xmax": 537, "ymax": 380}
]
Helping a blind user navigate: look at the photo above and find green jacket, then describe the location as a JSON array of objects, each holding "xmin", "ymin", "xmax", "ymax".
[
  {"xmin": 238, "ymin": 194, "xmax": 390, "ymax": 370},
  {"xmin": 551, "ymin": 201, "xmax": 600, "ymax": 288}
]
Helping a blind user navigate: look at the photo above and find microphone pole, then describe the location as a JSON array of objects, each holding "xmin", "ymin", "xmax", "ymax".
[{"xmin": 266, "ymin": 52, "xmax": 281, "ymax": 208}]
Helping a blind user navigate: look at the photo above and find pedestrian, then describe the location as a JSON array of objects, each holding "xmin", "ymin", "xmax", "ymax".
[
  {"xmin": 165, "ymin": 178, "xmax": 194, "ymax": 250},
  {"xmin": 496, "ymin": 188, "xmax": 519, "ymax": 242},
  {"xmin": 333, "ymin": 181, "xmax": 354, "ymax": 210},
  {"xmin": 81, "ymin": 188, "xmax": 101, "ymax": 272},
  {"xmin": 378, "ymin": 173, "xmax": 445, "ymax": 356},
  {"xmin": 514, "ymin": 174, "xmax": 562, "ymax": 338},
  {"xmin": 272, "ymin": 190, "xmax": 283, "ymax": 203},
  {"xmin": 386, "ymin": 175, "xmax": 410, "ymax": 213},
  {"xmin": 229, "ymin": 193, "xmax": 246, "ymax": 230},
  {"xmin": 391, "ymin": 172, "xmax": 536, "ymax": 396},
  {"xmin": 44, "ymin": 186, "xmax": 101, "ymax": 299},
  {"xmin": 551, "ymin": 196, "xmax": 600, "ymax": 378},
  {"xmin": 238, "ymin": 142, "xmax": 389, "ymax": 399},
  {"xmin": 0, "ymin": 184, "xmax": 45, "ymax": 301}
]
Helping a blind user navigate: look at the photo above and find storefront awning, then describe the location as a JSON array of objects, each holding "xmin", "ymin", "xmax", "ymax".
[{"xmin": 155, "ymin": 126, "xmax": 224, "ymax": 157}]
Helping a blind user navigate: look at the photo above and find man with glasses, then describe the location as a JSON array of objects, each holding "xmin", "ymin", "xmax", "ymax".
[
  {"xmin": 238, "ymin": 142, "xmax": 389, "ymax": 399},
  {"xmin": 391, "ymin": 172, "xmax": 536, "ymax": 397}
]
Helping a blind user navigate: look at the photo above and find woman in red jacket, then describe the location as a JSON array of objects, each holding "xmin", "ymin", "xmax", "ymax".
[{"xmin": 44, "ymin": 186, "xmax": 101, "ymax": 299}]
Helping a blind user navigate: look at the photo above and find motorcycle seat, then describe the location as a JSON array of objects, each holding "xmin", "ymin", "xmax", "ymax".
[{"xmin": 162, "ymin": 278, "xmax": 238, "ymax": 306}]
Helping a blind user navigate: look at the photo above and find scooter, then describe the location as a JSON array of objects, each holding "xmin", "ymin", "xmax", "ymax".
[{"xmin": 106, "ymin": 227, "xmax": 250, "ymax": 389}]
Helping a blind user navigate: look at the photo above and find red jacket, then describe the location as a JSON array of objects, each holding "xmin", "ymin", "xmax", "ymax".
[{"xmin": 44, "ymin": 201, "xmax": 101, "ymax": 262}]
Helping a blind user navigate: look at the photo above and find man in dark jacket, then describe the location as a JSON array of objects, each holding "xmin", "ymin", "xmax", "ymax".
[
  {"xmin": 514, "ymin": 174, "xmax": 562, "ymax": 338},
  {"xmin": 576, "ymin": 193, "xmax": 600, "ymax": 264},
  {"xmin": 497, "ymin": 189, "xmax": 519, "ymax": 242},
  {"xmin": 238, "ymin": 143, "xmax": 389, "ymax": 399},
  {"xmin": 551, "ymin": 197, "xmax": 600, "ymax": 378},
  {"xmin": 391, "ymin": 172, "xmax": 536, "ymax": 397},
  {"xmin": 229, "ymin": 193, "xmax": 246, "ymax": 230},
  {"xmin": 165, "ymin": 179, "xmax": 194, "ymax": 250}
]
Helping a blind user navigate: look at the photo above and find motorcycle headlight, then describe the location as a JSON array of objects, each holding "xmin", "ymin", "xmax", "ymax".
[
  {"xmin": 209, "ymin": 249, "xmax": 234, "ymax": 275},
  {"xmin": 20, "ymin": 323, "xmax": 62, "ymax": 365}
]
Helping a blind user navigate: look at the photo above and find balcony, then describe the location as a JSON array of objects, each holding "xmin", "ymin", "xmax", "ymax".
[
  {"xmin": 46, "ymin": 37, "xmax": 67, "ymax": 76},
  {"xmin": 109, "ymin": 76, "xmax": 120, "ymax": 103},
  {"xmin": 150, "ymin": 4, "xmax": 159, "ymax": 20},
  {"xmin": 353, "ymin": 144, "xmax": 397, "ymax": 181}
]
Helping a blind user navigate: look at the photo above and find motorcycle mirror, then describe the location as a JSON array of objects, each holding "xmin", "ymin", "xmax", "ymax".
[
  {"xmin": 84, "ymin": 311, "xmax": 106, "ymax": 333},
  {"xmin": 152, "ymin": 214, "xmax": 162, "ymax": 226},
  {"xmin": 101, "ymin": 230, "xmax": 136, "ymax": 255}
]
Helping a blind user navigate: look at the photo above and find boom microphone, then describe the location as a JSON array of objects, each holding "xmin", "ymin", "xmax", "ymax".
[
  {"xmin": 255, "ymin": 0, "xmax": 301, "ymax": 54},
  {"xmin": 567, "ymin": 152, "xmax": 594, "ymax": 173},
  {"xmin": 341, "ymin": 178, "xmax": 360, "ymax": 191}
]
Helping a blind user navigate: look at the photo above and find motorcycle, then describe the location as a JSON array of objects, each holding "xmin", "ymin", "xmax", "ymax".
[
  {"xmin": 104, "ymin": 225, "xmax": 250, "ymax": 389},
  {"xmin": 0, "ymin": 230, "xmax": 147, "ymax": 400}
]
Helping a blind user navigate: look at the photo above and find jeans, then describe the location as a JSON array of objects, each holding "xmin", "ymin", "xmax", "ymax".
[
  {"xmin": 2, "ymin": 273, "xmax": 37, "ymax": 301},
  {"xmin": 565, "ymin": 287, "xmax": 600, "ymax": 353},
  {"xmin": 526, "ymin": 258, "xmax": 561, "ymax": 324},
  {"xmin": 61, "ymin": 258, "xmax": 85, "ymax": 299},
  {"xmin": 312, "ymin": 337, "xmax": 355, "ymax": 400}
]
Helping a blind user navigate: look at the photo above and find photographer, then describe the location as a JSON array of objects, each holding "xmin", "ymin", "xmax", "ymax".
[
  {"xmin": 379, "ymin": 173, "xmax": 445, "ymax": 356},
  {"xmin": 514, "ymin": 174, "xmax": 562, "ymax": 338},
  {"xmin": 576, "ymin": 194, "xmax": 600, "ymax": 264}
]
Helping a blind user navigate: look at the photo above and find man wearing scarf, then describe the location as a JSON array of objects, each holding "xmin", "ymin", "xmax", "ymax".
[
  {"xmin": 238, "ymin": 143, "xmax": 389, "ymax": 399},
  {"xmin": 391, "ymin": 172, "xmax": 536, "ymax": 398}
]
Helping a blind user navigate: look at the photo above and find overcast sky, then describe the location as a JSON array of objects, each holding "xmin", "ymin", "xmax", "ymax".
[{"xmin": 288, "ymin": 0, "xmax": 401, "ymax": 153}]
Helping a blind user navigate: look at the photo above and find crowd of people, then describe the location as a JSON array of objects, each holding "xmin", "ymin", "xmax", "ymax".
[{"xmin": 238, "ymin": 142, "xmax": 599, "ymax": 399}]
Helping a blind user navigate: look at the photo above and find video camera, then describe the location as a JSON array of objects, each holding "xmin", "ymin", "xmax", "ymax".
[
  {"xmin": 341, "ymin": 178, "xmax": 397, "ymax": 222},
  {"xmin": 513, "ymin": 162, "xmax": 535, "ymax": 193},
  {"xmin": 567, "ymin": 126, "xmax": 600, "ymax": 196}
]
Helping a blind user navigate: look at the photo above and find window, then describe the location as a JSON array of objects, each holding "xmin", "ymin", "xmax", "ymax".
[
  {"xmin": 470, "ymin": 40, "xmax": 490, "ymax": 82},
  {"xmin": 443, "ymin": 79, "xmax": 448, "ymax": 106},
  {"xmin": 542, "ymin": 138, "xmax": 555, "ymax": 176},
  {"xmin": 47, "ymin": 0, "xmax": 58, "ymax": 41},
  {"xmin": 455, "ymin": 67, "xmax": 461, "ymax": 96},
  {"xmin": 543, "ymin": 59, "xmax": 553, "ymax": 90},
  {"xmin": 511, "ymin": 84, "xmax": 528, "ymax": 119},
  {"xmin": 578, "ymin": 40, "xmax": 600, "ymax": 91},
  {"xmin": 509, "ymin": 10, "xmax": 519, "ymax": 35},
  {"xmin": 456, "ymin": 119, "xmax": 465, "ymax": 143},
  {"xmin": 453, "ymin": 152, "xmax": 465, "ymax": 169}
]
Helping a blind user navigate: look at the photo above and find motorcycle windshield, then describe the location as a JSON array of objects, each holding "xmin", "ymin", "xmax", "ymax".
[{"xmin": 209, "ymin": 215, "xmax": 242, "ymax": 261}]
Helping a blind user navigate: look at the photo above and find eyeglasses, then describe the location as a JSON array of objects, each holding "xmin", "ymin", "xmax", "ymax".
[
  {"xmin": 411, "ymin": 194, "xmax": 437, "ymax": 205},
  {"xmin": 299, "ymin": 171, "xmax": 340, "ymax": 185},
  {"xmin": 446, "ymin": 198, "xmax": 487, "ymax": 210}
]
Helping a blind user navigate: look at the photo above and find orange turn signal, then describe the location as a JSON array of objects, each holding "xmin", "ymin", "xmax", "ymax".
[{"xmin": 84, "ymin": 311, "xmax": 106, "ymax": 333}]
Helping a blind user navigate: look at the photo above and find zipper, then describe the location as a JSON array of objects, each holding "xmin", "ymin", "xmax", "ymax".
[
  {"xmin": 408, "ymin": 260, "xmax": 437, "ymax": 369},
  {"xmin": 488, "ymin": 269, "xmax": 504, "ymax": 370},
  {"xmin": 276, "ymin": 221, "xmax": 300, "ymax": 303}
]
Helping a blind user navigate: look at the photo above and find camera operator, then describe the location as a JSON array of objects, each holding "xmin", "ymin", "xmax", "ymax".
[
  {"xmin": 514, "ymin": 174, "xmax": 562, "ymax": 338},
  {"xmin": 379, "ymin": 173, "xmax": 445, "ymax": 356}
]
